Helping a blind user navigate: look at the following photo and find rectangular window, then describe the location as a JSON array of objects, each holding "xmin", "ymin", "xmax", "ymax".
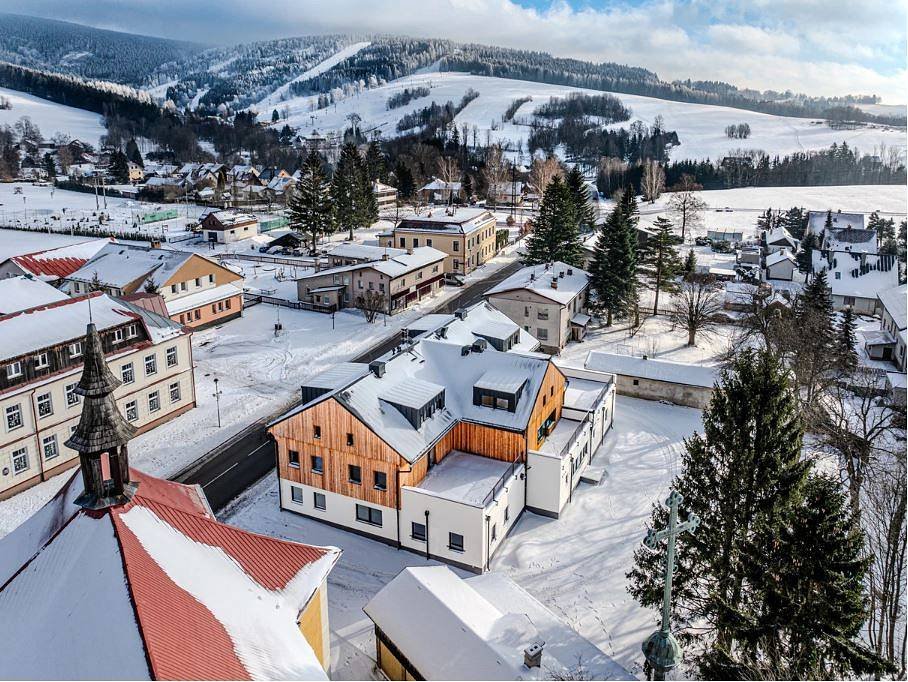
[
  {"xmin": 524, "ymin": 306, "xmax": 530, "ymax": 317},
  {"xmin": 311, "ymin": 455, "xmax": 324, "ymax": 473},
  {"xmin": 166, "ymin": 347, "xmax": 178, "ymax": 367},
  {"xmin": 36, "ymin": 392, "xmax": 53, "ymax": 418},
  {"xmin": 374, "ymin": 471, "xmax": 387, "ymax": 491},
  {"xmin": 481, "ymin": 394, "xmax": 495, "ymax": 408},
  {"xmin": 181, "ymin": 282, "xmax": 187, "ymax": 291},
  {"xmin": 5, "ymin": 404, "xmax": 23, "ymax": 431},
  {"xmin": 313, "ymin": 425, "xmax": 321, "ymax": 439},
  {"xmin": 313, "ymin": 492, "xmax": 326, "ymax": 510},
  {"xmin": 348, "ymin": 464, "xmax": 362, "ymax": 484},
  {"xmin": 144, "ymin": 354, "xmax": 157, "ymax": 376},
  {"xmin": 148, "ymin": 391, "xmax": 160, "ymax": 413},
  {"xmin": 495, "ymin": 397, "xmax": 509, "ymax": 410},
  {"xmin": 491, "ymin": 524, "xmax": 497, "ymax": 541},
  {"xmin": 34, "ymin": 352, "xmax": 49, "ymax": 369},
  {"xmin": 346, "ymin": 433, "xmax": 354, "ymax": 446},
  {"xmin": 505, "ymin": 506, "xmax": 510, "ymax": 522},
  {"xmin": 66, "ymin": 382, "xmax": 80, "ymax": 406},
  {"xmin": 208, "ymin": 274, "xmax": 215, "ymax": 283},
  {"xmin": 42, "ymin": 434, "xmax": 58, "ymax": 460},
  {"xmin": 126, "ymin": 324, "xmax": 138, "ymax": 339},
  {"xmin": 291, "ymin": 485, "xmax": 303, "ymax": 503},
  {"xmin": 452, "ymin": 241, "xmax": 459, "ymax": 252},
  {"xmin": 11, "ymin": 446, "xmax": 28, "ymax": 474},
  {"xmin": 195, "ymin": 277, "xmax": 202, "ymax": 287},
  {"xmin": 69, "ymin": 342, "xmax": 83, "ymax": 357},
  {"xmin": 537, "ymin": 328, "xmax": 549, "ymax": 340},
  {"xmin": 194, "ymin": 309, "xmax": 201, "ymax": 320},
  {"xmin": 288, "ymin": 450, "xmax": 300, "ymax": 467},
  {"xmin": 121, "ymin": 362, "xmax": 135, "ymax": 384},
  {"xmin": 355, "ymin": 504, "xmax": 382, "ymax": 526},
  {"xmin": 169, "ymin": 382, "xmax": 181, "ymax": 403},
  {"xmin": 537, "ymin": 309, "xmax": 549, "ymax": 320},
  {"xmin": 171, "ymin": 284, "xmax": 178, "ymax": 294},
  {"xmin": 399, "ymin": 237, "xmax": 406, "ymax": 248},
  {"xmin": 412, "ymin": 238, "xmax": 419, "ymax": 247},
  {"xmin": 112, "ymin": 328, "xmax": 124, "ymax": 343},
  {"xmin": 448, "ymin": 532, "xmax": 464, "ymax": 552},
  {"xmin": 225, "ymin": 298, "xmax": 231, "ymax": 310},
  {"xmin": 125, "ymin": 400, "xmax": 138, "ymax": 422},
  {"xmin": 426, "ymin": 238, "xmax": 433, "ymax": 247},
  {"xmin": 6, "ymin": 361, "xmax": 22, "ymax": 379},
  {"xmin": 411, "ymin": 522, "xmax": 426, "ymax": 541}
]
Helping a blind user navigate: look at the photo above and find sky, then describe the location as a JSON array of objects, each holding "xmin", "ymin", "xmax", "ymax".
[{"xmin": 5, "ymin": 0, "xmax": 907, "ymax": 103}]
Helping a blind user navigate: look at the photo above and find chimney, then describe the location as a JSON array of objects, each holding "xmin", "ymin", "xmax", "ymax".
[
  {"xmin": 454, "ymin": 308, "xmax": 468, "ymax": 320},
  {"xmin": 382, "ymin": 253, "xmax": 389, "ymax": 260},
  {"xmin": 407, "ymin": 247, "xmax": 414, "ymax": 255},
  {"xmin": 567, "ymin": 267, "xmax": 573, "ymax": 275},
  {"xmin": 524, "ymin": 641, "xmax": 545, "ymax": 669},
  {"xmin": 461, "ymin": 345, "xmax": 471, "ymax": 356},
  {"xmin": 471, "ymin": 338, "xmax": 487, "ymax": 353},
  {"xmin": 550, "ymin": 277, "xmax": 558, "ymax": 289},
  {"xmin": 149, "ymin": 239, "xmax": 162, "ymax": 250},
  {"xmin": 369, "ymin": 360, "xmax": 386, "ymax": 378},
  {"xmin": 559, "ymin": 271, "xmax": 565, "ymax": 278}
]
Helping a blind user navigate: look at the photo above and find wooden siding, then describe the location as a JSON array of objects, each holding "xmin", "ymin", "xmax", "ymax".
[
  {"xmin": 434, "ymin": 421, "xmax": 525, "ymax": 465},
  {"xmin": 160, "ymin": 253, "xmax": 243, "ymax": 289},
  {"xmin": 527, "ymin": 363, "xmax": 567, "ymax": 451}
]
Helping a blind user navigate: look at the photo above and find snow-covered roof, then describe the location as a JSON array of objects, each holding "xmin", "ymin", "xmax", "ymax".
[
  {"xmin": 474, "ymin": 367, "xmax": 527, "ymax": 394},
  {"xmin": 363, "ymin": 566, "xmax": 628, "ymax": 681},
  {"xmin": 67, "ymin": 243, "xmax": 194, "ymax": 288},
  {"xmin": 807, "ymin": 210, "xmax": 864, "ymax": 235},
  {"xmin": 472, "ymin": 317, "xmax": 520, "ymax": 341},
  {"xmin": 6, "ymin": 238, "xmax": 113, "ymax": 280},
  {"xmin": 536, "ymin": 416, "xmax": 583, "ymax": 457},
  {"xmin": 203, "ymin": 210, "xmax": 259, "ymax": 229},
  {"xmin": 878, "ymin": 284, "xmax": 907, "ymax": 330},
  {"xmin": 486, "ymin": 261, "xmax": 590, "ymax": 305},
  {"xmin": 585, "ymin": 351, "xmax": 719, "ymax": 389},
  {"xmin": 406, "ymin": 302, "xmax": 539, "ymax": 353},
  {"xmin": 765, "ymin": 226, "xmax": 797, "ymax": 246},
  {"xmin": 165, "ymin": 282, "xmax": 244, "ymax": 315},
  {"xmin": 0, "ymin": 276, "xmax": 69, "ymax": 314},
  {"xmin": 0, "ymin": 468, "xmax": 338, "ymax": 681},
  {"xmin": 397, "ymin": 208, "xmax": 494, "ymax": 234},
  {"xmin": 380, "ymin": 378, "xmax": 445, "ymax": 410},
  {"xmin": 300, "ymin": 247, "xmax": 445, "ymax": 281},
  {"xmin": 327, "ymin": 243, "xmax": 406, "ymax": 261},
  {"xmin": 812, "ymin": 250, "xmax": 899, "ymax": 299},
  {"xmin": 419, "ymin": 179, "xmax": 462, "ymax": 192},
  {"xmin": 765, "ymin": 249, "xmax": 795, "ymax": 267},
  {"xmin": 409, "ymin": 450, "xmax": 513, "ymax": 507},
  {"xmin": 824, "ymin": 227, "xmax": 877, "ymax": 254},
  {"xmin": 563, "ymin": 377, "xmax": 607, "ymax": 412}
]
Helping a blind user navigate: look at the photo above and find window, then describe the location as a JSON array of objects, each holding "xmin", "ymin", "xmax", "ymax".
[
  {"xmin": 35, "ymin": 352, "xmax": 50, "ymax": 370},
  {"xmin": 633, "ymin": 379, "xmax": 640, "ymax": 386},
  {"xmin": 211, "ymin": 304, "xmax": 216, "ymax": 314},
  {"xmin": 148, "ymin": 391, "xmax": 160, "ymax": 413},
  {"xmin": 6, "ymin": 361, "xmax": 22, "ymax": 379},
  {"xmin": 844, "ymin": 296, "xmax": 856, "ymax": 306},
  {"xmin": 291, "ymin": 485, "xmax": 303, "ymax": 503},
  {"xmin": 311, "ymin": 455, "xmax": 324, "ymax": 473},
  {"xmin": 36, "ymin": 392, "xmax": 52, "ymax": 418},
  {"xmin": 288, "ymin": 450, "xmax": 300, "ymax": 467},
  {"xmin": 491, "ymin": 524, "xmax": 497, "ymax": 541},
  {"xmin": 411, "ymin": 522, "xmax": 426, "ymax": 541},
  {"xmin": 537, "ymin": 328, "xmax": 549, "ymax": 340},
  {"xmin": 313, "ymin": 425, "xmax": 321, "ymax": 439},
  {"xmin": 144, "ymin": 354, "xmax": 157, "ymax": 376},
  {"xmin": 225, "ymin": 298, "xmax": 231, "ymax": 310},
  {"xmin": 169, "ymin": 382, "xmax": 181, "ymax": 403},
  {"xmin": 346, "ymin": 433, "xmax": 354, "ymax": 446},
  {"xmin": 355, "ymin": 504, "xmax": 382, "ymax": 526},
  {"xmin": 426, "ymin": 238, "xmax": 433, "ymax": 247},
  {"xmin": 121, "ymin": 362, "xmax": 135, "ymax": 384},
  {"xmin": 11, "ymin": 446, "xmax": 28, "ymax": 474},
  {"xmin": 5, "ymin": 404, "xmax": 22, "ymax": 431},
  {"xmin": 452, "ymin": 241, "xmax": 459, "ymax": 252},
  {"xmin": 399, "ymin": 237, "xmax": 406, "ymax": 248},
  {"xmin": 112, "ymin": 328, "xmax": 124, "ymax": 343},
  {"xmin": 313, "ymin": 492, "xmax": 326, "ymax": 510},
  {"xmin": 195, "ymin": 277, "xmax": 202, "ymax": 287},
  {"xmin": 171, "ymin": 284, "xmax": 178, "ymax": 294},
  {"xmin": 348, "ymin": 464, "xmax": 362, "ymax": 484},
  {"xmin": 448, "ymin": 532, "xmax": 464, "ymax": 552},
  {"xmin": 537, "ymin": 309, "xmax": 549, "ymax": 320},
  {"xmin": 42, "ymin": 435, "xmax": 58, "ymax": 460},
  {"xmin": 69, "ymin": 342, "xmax": 83, "ymax": 357},
  {"xmin": 126, "ymin": 324, "xmax": 138, "ymax": 339},
  {"xmin": 194, "ymin": 309, "xmax": 201, "ymax": 321},
  {"xmin": 125, "ymin": 400, "xmax": 138, "ymax": 422},
  {"xmin": 374, "ymin": 471, "xmax": 387, "ymax": 491},
  {"xmin": 208, "ymin": 274, "xmax": 215, "ymax": 283},
  {"xmin": 504, "ymin": 506, "xmax": 510, "ymax": 522},
  {"xmin": 496, "ymin": 397, "xmax": 509, "ymax": 410},
  {"xmin": 166, "ymin": 347, "xmax": 178, "ymax": 367},
  {"xmin": 481, "ymin": 394, "xmax": 495, "ymax": 408},
  {"xmin": 453, "ymin": 260, "xmax": 460, "ymax": 271},
  {"xmin": 412, "ymin": 238, "xmax": 419, "ymax": 247},
  {"xmin": 524, "ymin": 306, "xmax": 530, "ymax": 317},
  {"xmin": 180, "ymin": 282, "xmax": 187, "ymax": 291},
  {"xmin": 66, "ymin": 382, "xmax": 80, "ymax": 407}
]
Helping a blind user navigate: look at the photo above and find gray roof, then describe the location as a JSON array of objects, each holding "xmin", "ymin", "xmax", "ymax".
[
  {"xmin": 879, "ymin": 284, "xmax": 907, "ymax": 330},
  {"xmin": 67, "ymin": 244, "xmax": 194, "ymax": 289}
]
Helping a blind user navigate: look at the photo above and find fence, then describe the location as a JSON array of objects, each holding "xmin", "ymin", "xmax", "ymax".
[
  {"xmin": 214, "ymin": 252, "xmax": 316, "ymax": 268},
  {"xmin": 243, "ymin": 293, "xmax": 336, "ymax": 314}
]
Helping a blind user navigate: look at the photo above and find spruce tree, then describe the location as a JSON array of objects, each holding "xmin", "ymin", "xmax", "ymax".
[
  {"xmin": 523, "ymin": 176, "xmax": 582, "ymax": 267},
  {"xmin": 638, "ymin": 216, "xmax": 681, "ymax": 314},
  {"xmin": 462, "ymin": 173, "xmax": 473, "ymax": 202},
  {"xmin": 565, "ymin": 166, "xmax": 596, "ymax": 232},
  {"xmin": 394, "ymin": 160, "xmax": 415, "ymax": 199},
  {"xmin": 796, "ymin": 232, "xmax": 817, "ymax": 274},
  {"xmin": 109, "ymin": 150, "xmax": 129, "ymax": 183},
  {"xmin": 683, "ymin": 248, "xmax": 697, "ymax": 274},
  {"xmin": 356, "ymin": 150, "xmax": 379, "ymax": 226},
  {"xmin": 837, "ymin": 306, "xmax": 858, "ymax": 372},
  {"xmin": 365, "ymin": 141, "xmax": 385, "ymax": 183},
  {"xmin": 288, "ymin": 151, "xmax": 335, "ymax": 254},
  {"xmin": 628, "ymin": 349, "xmax": 812, "ymax": 673},
  {"xmin": 331, "ymin": 143, "xmax": 369, "ymax": 240},
  {"xmin": 125, "ymin": 138, "xmax": 143, "ymax": 168},
  {"xmin": 590, "ymin": 189, "xmax": 637, "ymax": 325},
  {"xmin": 793, "ymin": 270, "xmax": 837, "ymax": 400}
]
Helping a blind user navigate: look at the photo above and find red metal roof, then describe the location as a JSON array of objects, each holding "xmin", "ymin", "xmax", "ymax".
[{"xmin": 8, "ymin": 238, "xmax": 114, "ymax": 279}]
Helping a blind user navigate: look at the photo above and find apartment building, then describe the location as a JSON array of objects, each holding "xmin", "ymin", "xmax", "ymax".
[
  {"xmin": 268, "ymin": 306, "xmax": 614, "ymax": 572},
  {"xmin": 379, "ymin": 208, "xmax": 498, "ymax": 276},
  {"xmin": 66, "ymin": 243, "xmax": 244, "ymax": 329},
  {"xmin": 486, "ymin": 261, "xmax": 591, "ymax": 353},
  {"xmin": 0, "ymin": 292, "xmax": 195, "ymax": 498}
]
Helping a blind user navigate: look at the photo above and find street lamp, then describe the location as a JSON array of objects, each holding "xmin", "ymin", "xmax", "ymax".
[{"xmin": 212, "ymin": 377, "xmax": 223, "ymax": 428}]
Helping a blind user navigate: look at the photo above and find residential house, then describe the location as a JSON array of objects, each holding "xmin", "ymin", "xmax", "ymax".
[
  {"xmin": 418, "ymin": 178, "xmax": 462, "ymax": 204},
  {"xmin": 66, "ymin": 243, "xmax": 244, "ymax": 329},
  {"xmin": 267, "ymin": 327, "xmax": 615, "ymax": 572},
  {"xmin": 0, "ymin": 276, "xmax": 68, "ymax": 314},
  {"xmin": 486, "ymin": 262, "xmax": 591, "ymax": 353},
  {"xmin": 325, "ymin": 243, "xmax": 407, "ymax": 267},
  {"xmin": 0, "ymin": 238, "xmax": 113, "ymax": 284},
  {"xmin": 379, "ymin": 208, "xmax": 498, "ymax": 276},
  {"xmin": 373, "ymin": 181, "xmax": 398, "ymax": 212},
  {"xmin": 822, "ymin": 226, "xmax": 878, "ymax": 254},
  {"xmin": 200, "ymin": 210, "xmax": 260, "ymax": 243},
  {"xmin": 403, "ymin": 302, "xmax": 540, "ymax": 354},
  {"xmin": 297, "ymin": 247, "xmax": 446, "ymax": 314},
  {"xmin": 764, "ymin": 249, "xmax": 796, "ymax": 282},
  {"xmin": 488, "ymin": 180, "xmax": 525, "ymax": 207},
  {"xmin": 807, "ymin": 210, "xmax": 864, "ymax": 236},
  {"xmin": 811, "ymin": 250, "xmax": 899, "ymax": 313},
  {"xmin": 0, "ymin": 326, "xmax": 337, "ymax": 678},
  {"xmin": 865, "ymin": 284, "xmax": 907, "ymax": 371},
  {"xmin": 0, "ymin": 292, "xmax": 195, "ymax": 499},
  {"xmin": 364, "ymin": 566, "xmax": 630, "ymax": 681},
  {"xmin": 762, "ymin": 226, "xmax": 798, "ymax": 253}
]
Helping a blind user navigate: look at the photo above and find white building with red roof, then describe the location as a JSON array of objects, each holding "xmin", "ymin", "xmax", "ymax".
[{"xmin": 0, "ymin": 237, "xmax": 113, "ymax": 283}]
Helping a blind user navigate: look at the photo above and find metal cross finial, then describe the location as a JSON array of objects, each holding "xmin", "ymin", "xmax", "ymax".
[{"xmin": 641, "ymin": 489, "xmax": 699, "ymax": 681}]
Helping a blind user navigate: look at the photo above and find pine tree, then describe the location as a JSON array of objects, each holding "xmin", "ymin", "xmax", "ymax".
[
  {"xmin": 628, "ymin": 349, "xmax": 813, "ymax": 673},
  {"xmin": 565, "ymin": 166, "xmax": 596, "ymax": 232},
  {"xmin": 43, "ymin": 152, "xmax": 55, "ymax": 179},
  {"xmin": 288, "ymin": 151, "xmax": 335, "ymax": 254},
  {"xmin": 590, "ymin": 189, "xmax": 637, "ymax": 325},
  {"xmin": 756, "ymin": 208, "xmax": 776, "ymax": 232},
  {"xmin": 109, "ymin": 149, "xmax": 129, "ymax": 183},
  {"xmin": 331, "ymin": 142, "xmax": 373, "ymax": 240},
  {"xmin": 393, "ymin": 160, "xmax": 415, "ymax": 199},
  {"xmin": 837, "ymin": 306, "xmax": 858, "ymax": 372},
  {"xmin": 125, "ymin": 138, "xmax": 143, "ymax": 169},
  {"xmin": 271, "ymin": 109, "xmax": 280, "ymax": 123},
  {"xmin": 824, "ymin": 209, "xmax": 834, "ymax": 232},
  {"xmin": 793, "ymin": 270, "xmax": 837, "ymax": 401},
  {"xmin": 683, "ymin": 248, "xmax": 697, "ymax": 274},
  {"xmin": 357, "ymin": 150, "xmax": 379, "ymax": 227},
  {"xmin": 462, "ymin": 173, "xmax": 473, "ymax": 202},
  {"xmin": 638, "ymin": 216, "xmax": 681, "ymax": 314},
  {"xmin": 796, "ymin": 232, "xmax": 817, "ymax": 274},
  {"xmin": 523, "ymin": 176, "xmax": 582, "ymax": 267},
  {"xmin": 365, "ymin": 141, "xmax": 385, "ymax": 183}
]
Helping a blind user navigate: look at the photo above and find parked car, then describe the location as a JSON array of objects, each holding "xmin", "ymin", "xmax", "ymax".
[
  {"xmin": 695, "ymin": 236, "xmax": 711, "ymax": 246},
  {"xmin": 258, "ymin": 245, "xmax": 272, "ymax": 253}
]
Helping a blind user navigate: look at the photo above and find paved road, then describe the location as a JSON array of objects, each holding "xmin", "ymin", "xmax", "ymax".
[{"xmin": 175, "ymin": 258, "xmax": 524, "ymax": 512}]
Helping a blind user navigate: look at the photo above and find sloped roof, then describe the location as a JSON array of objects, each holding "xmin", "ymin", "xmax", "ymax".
[
  {"xmin": 812, "ymin": 250, "xmax": 899, "ymax": 299},
  {"xmin": 585, "ymin": 351, "xmax": 718, "ymax": 388},
  {"xmin": 807, "ymin": 210, "xmax": 864, "ymax": 234},
  {"xmin": 766, "ymin": 249, "xmax": 795, "ymax": 267},
  {"xmin": 0, "ymin": 276, "xmax": 69, "ymax": 314},
  {"xmin": 299, "ymin": 247, "xmax": 445, "ymax": 281},
  {"xmin": 396, "ymin": 208, "xmax": 493, "ymax": 233},
  {"xmin": 486, "ymin": 261, "xmax": 590, "ymax": 305},
  {"xmin": 327, "ymin": 243, "xmax": 406, "ymax": 261},
  {"xmin": 7, "ymin": 238, "xmax": 113, "ymax": 280},
  {"xmin": 67, "ymin": 243, "xmax": 195, "ymax": 289},
  {"xmin": 878, "ymin": 284, "xmax": 907, "ymax": 330},
  {"xmin": 0, "ymin": 468, "xmax": 338, "ymax": 681}
]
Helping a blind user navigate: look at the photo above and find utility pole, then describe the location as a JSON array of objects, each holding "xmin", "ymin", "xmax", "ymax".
[
  {"xmin": 212, "ymin": 377, "xmax": 223, "ymax": 428},
  {"xmin": 641, "ymin": 490, "xmax": 699, "ymax": 681}
]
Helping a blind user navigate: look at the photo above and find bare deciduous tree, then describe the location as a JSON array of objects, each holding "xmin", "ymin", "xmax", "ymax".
[
  {"xmin": 354, "ymin": 289, "xmax": 386, "ymax": 323},
  {"xmin": 528, "ymin": 155, "xmax": 562, "ymax": 197},
  {"xmin": 482, "ymin": 144, "xmax": 508, "ymax": 208},
  {"xmin": 667, "ymin": 275, "xmax": 723, "ymax": 346},
  {"xmin": 667, "ymin": 174, "xmax": 707, "ymax": 240},
  {"xmin": 640, "ymin": 159, "xmax": 665, "ymax": 203}
]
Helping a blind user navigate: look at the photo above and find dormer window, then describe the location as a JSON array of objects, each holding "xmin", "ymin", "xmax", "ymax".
[
  {"xmin": 473, "ymin": 369, "xmax": 527, "ymax": 413},
  {"xmin": 379, "ymin": 380, "xmax": 445, "ymax": 430}
]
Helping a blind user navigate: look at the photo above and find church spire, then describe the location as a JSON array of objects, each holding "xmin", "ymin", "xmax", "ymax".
[{"xmin": 65, "ymin": 322, "xmax": 138, "ymax": 509}]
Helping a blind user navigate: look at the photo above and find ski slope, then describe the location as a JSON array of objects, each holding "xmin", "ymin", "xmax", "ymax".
[
  {"xmin": 263, "ymin": 71, "xmax": 907, "ymax": 162},
  {"xmin": 0, "ymin": 86, "xmax": 106, "ymax": 145}
]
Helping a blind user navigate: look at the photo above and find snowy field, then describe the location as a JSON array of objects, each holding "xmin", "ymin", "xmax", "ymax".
[
  {"xmin": 264, "ymin": 71, "xmax": 907, "ymax": 162},
  {"xmin": 0, "ymin": 86, "xmax": 107, "ymax": 146},
  {"xmin": 218, "ymin": 395, "xmax": 702, "ymax": 680}
]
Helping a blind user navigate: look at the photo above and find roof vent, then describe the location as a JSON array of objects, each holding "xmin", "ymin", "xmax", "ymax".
[
  {"xmin": 461, "ymin": 345, "xmax": 471, "ymax": 356},
  {"xmin": 567, "ymin": 268, "xmax": 573, "ymax": 275},
  {"xmin": 559, "ymin": 271, "xmax": 565, "ymax": 278},
  {"xmin": 471, "ymin": 338, "xmax": 487, "ymax": 353},
  {"xmin": 454, "ymin": 308, "xmax": 468, "ymax": 320},
  {"xmin": 524, "ymin": 641, "xmax": 545, "ymax": 669},
  {"xmin": 438, "ymin": 326, "xmax": 448, "ymax": 338},
  {"xmin": 381, "ymin": 253, "xmax": 389, "ymax": 260},
  {"xmin": 369, "ymin": 360, "xmax": 386, "ymax": 378}
]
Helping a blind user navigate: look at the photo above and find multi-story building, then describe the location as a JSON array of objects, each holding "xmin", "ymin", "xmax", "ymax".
[
  {"xmin": 372, "ymin": 181, "xmax": 398, "ymax": 213},
  {"xmin": 200, "ymin": 210, "xmax": 260, "ymax": 243},
  {"xmin": 811, "ymin": 250, "xmax": 899, "ymax": 314},
  {"xmin": 865, "ymin": 283, "xmax": 907, "ymax": 371},
  {"xmin": 0, "ymin": 292, "xmax": 195, "ymax": 498},
  {"xmin": 66, "ymin": 243, "xmax": 244, "ymax": 329},
  {"xmin": 297, "ymin": 246, "xmax": 446, "ymax": 314},
  {"xmin": 486, "ymin": 261, "xmax": 591, "ymax": 353},
  {"xmin": 268, "ymin": 307, "xmax": 615, "ymax": 572},
  {"xmin": 379, "ymin": 208, "xmax": 498, "ymax": 276}
]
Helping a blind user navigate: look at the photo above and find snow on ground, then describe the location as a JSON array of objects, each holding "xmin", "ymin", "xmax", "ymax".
[
  {"xmin": 218, "ymin": 395, "xmax": 702, "ymax": 680},
  {"xmin": 0, "ymin": 86, "xmax": 107, "ymax": 146},
  {"xmin": 264, "ymin": 72, "xmax": 907, "ymax": 162}
]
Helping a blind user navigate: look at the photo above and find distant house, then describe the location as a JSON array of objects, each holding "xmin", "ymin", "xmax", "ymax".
[
  {"xmin": 764, "ymin": 250, "xmax": 796, "ymax": 282},
  {"xmin": 811, "ymin": 250, "xmax": 899, "ymax": 314},
  {"xmin": 364, "ymin": 566, "xmax": 630, "ymax": 681},
  {"xmin": 488, "ymin": 180, "xmax": 525, "ymax": 207},
  {"xmin": 418, "ymin": 178, "xmax": 461, "ymax": 204},
  {"xmin": 485, "ymin": 262, "xmax": 591, "ymax": 353},
  {"xmin": 865, "ymin": 284, "xmax": 907, "ymax": 371},
  {"xmin": 0, "ymin": 238, "xmax": 113, "ymax": 284},
  {"xmin": 763, "ymin": 226, "xmax": 798, "ymax": 253},
  {"xmin": 707, "ymin": 229, "xmax": 745, "ymax": 244},
  {"xmin": 325, "ymin": 243, "xmax": 406, "ymax": 267},
  {"xmin": 372, "ymin": 181, "xmax": 398, "ymax": 212},
  {"xmin": 200, "ymin": 210, "xmax": 260, "ymax": 243},
  {"xmin": 807, "ymin": 210, "xmax": 864, "ymax": 236}
]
